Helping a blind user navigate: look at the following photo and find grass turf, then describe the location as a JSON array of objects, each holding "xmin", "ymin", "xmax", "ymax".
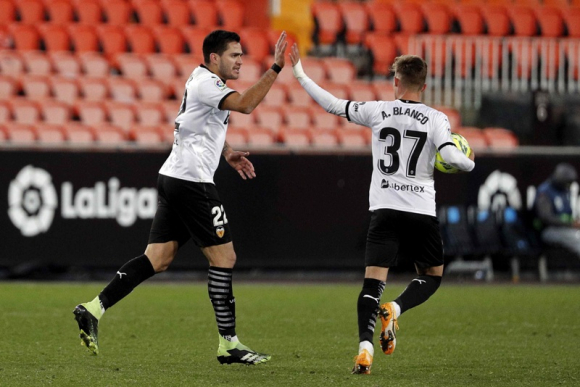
[{"xmin": 0, "ymin": 282, "xmax": 578, "ymax": 386}]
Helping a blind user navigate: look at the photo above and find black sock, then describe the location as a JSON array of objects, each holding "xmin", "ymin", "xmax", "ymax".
[
  {"xmin": 357, "ymin": 278, "xmax": 386, "ymax": 343},
  {"xmin": 208, "ymin": 266, "xmax": 236, "ymax": 338},
  {"xmin": 394, "ymin": 275, "xmax": 441, "ymax": 315},
  {"xmin": 99, "ymin": 254, "xmax": 156, "ymax": 310}
]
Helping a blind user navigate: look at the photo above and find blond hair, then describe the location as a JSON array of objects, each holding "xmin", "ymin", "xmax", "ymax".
[{"xmin": 391, "ymin": 55, "xmax": 427, "ymax": 91}]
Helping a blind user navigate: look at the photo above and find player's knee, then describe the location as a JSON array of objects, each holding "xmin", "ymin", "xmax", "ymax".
[{"xmin": 144, "ymin": 243, "xmax": 177, "ymax": 273}]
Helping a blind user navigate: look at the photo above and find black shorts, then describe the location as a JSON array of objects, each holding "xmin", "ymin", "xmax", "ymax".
[
  {"xmin": 148, "ymin": 174, "xmax": 232, "ymax": 248},
  {"xmin": 365, "ymin": 208, "xmax": 443, "ymax": 269}
]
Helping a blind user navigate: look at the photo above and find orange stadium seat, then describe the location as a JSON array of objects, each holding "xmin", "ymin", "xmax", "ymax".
[
  {"xmin": 35, "ymin": 123, "xmax": 66, "ymax": 143},
  {"xmin": 336, "ymin": 128, "xmax": 368, "ymax": 148},
  {"xmin": 435, "ymin": 106, "xmax": 462, "ymax": 130},
  {"xmin": 50, "ymin": 76, "xmax": 80, "ymax": 104},
  {"xmin": 454, "ymin": 4, "xmax": 484, "ymax": 35},
  {"xmin": 107, "ymin": 77, "xmax": 137, "ymax": 102},
  {"xmin": 482, "ymin": 127, "xmax": 519, "ymax": 148},
  {"xmin": 116, "ymin": 53, "xmax": 149, "ymax": 79},
  {"xmin": 536, "ymin": 6, "xmax": 565, "ymax": 37},
  {"xmin": 188, "ymin": 0, "xmax": 219, "ymax": 29},
  {"xmin": 254, "ymin": 106, "xmax": 284, "ymax": 133},
  {"xmin": 393, "ymin": 2, "xmax": 425, "ymax": 34},
  {"xmin": 97, "ymin": 25, "xmax": 128, "ymax": 58},
  {"xmin": 228, "ymin": 111, "xmax": 255, "ymax": 129},
  {"xmin": 311, "ymin": 1, "xmax": 343, "ymax": 45},
  {"xmin": 162, "ymin": 0, "xmax": 192, "ymax": 27},
  {"xmin": 364, "ymin": 33, "xmax": 398, "ymax": 76},
  {"xmin": 216, "ymin": 0, "xmax": 245, "ymax": 30},
  {"xmin": 225, "ymin": 127, "xmax": 248, "ymax": 147},
  {"xmin": 319, "ymin": 81, "xmax": 348, "ymax": 100},
  {"xmin": 481, "ymin": 5, "xmax": 511, "ymax": 37},
  {"xmin": 564, "ymin": 7, "xmax": 580, "ymax": 38},
  {"xmin": 310, "ymin": 106, "xmax": 341, "ymax": 130},
  {"xmin": 0, "ymin": 51, "xmax": 25, "ymax": 76},
  {"xmin": 145, "ymin": 54, "xmax": 178, "ymax": 79},
  {"xmin": 39, "ymin": 24, "xmax": 71, "ymax": 51},
  {"xmin": 422, "ymin": 3, "xmax": 452, "ymax": 35},
  {"xmin": 278, "ymin": 127, "xmax": 311, "ymax": 147},
  {"xmin": 130, "ymin": 125, "xmax": 164, "ymax": 144},
  {"xmin": 69, "ymin": 25, "xmax": 100, "ymax": 53},
  {"xmin": 76, "ymin": 101, "xmax": 107, "ymax": 126},
  {"xmin": 311, "ymin": 128, "xmax": 338, "ymax": 148},
  {"xmin": 21, "ymin": 51, "xmax": 52, "ymax": 75},
  {"xmin": 262, "ymin": 55, "xmax": 294, "ymax": 85},
  {"xmin": 135, "ymin": 101, "xmax": 165, "ymax": 126},
  {"xmin": 239, "ymin": 28, "xmax": 270, "ymax": 63},
  {"xmin": 105, "ymin": 101, "xmax": 136, "ymax": 132},
  {"xmin": 46, "ymin": 0, "xmax": 74, "ymax": 24},
  {"xmin": 4, "ymin": 123, "xmax": 37, "ymax": 143},
  {"xmin": 261, "ymin": 83, "xmax": 287, "ymax": 108},
  {"xmin": 508, "ymin": 5, "xmax": 539, "ymax": 36},
  {"xmin": 266, "ymin": 30, "xmax": 298, "ymax": 55},
  {"xmin": 125, "ymin": 25, "xmax": 156, "ymax": 54},
  {"xmin": 11, "ymin": 99, "xmax": 41, "ymax": 124},
  {"xmin": 102, "ymin": 0, "xmax": 133, "ymax": 26},
  {"xmin": 543, "ymin": 0, "xmax": 570, "ymax": 7},
  {"xmin": 168, "ymin": 77, "xmax": 187, "ymax": 99},
  {"xmin": 246, "ymin": 128, "xmax": 275, "ymax": 146},
  {"xmin": 63, "ymin": 122, "xmax": 95, "ymax": 143},
  {"xmin": 180, "ymin": 27, "xmax": 210, "ymax": 56},
  {"xmin": 135, "ymin": 0, "xmax": 163, "ymax": 25},
  {"xmin": 455, "ymin": 126, "xmax": 488, "ymax": 150},
  {"xmin": 75, "ymin": 0, "xmax": 103, "ymax": 25},
  {"xmin": 0, "ymin": 125, "xmax": 8, "ymax": 142},
  {"xmin": 49, "ymin": 51, "xmax": 81, "ymax": 77},
  {"xmin": 137, "ymin": 79, "xmax": 168, "ymax": 101},
  {"xmin": 365, "ymin": 1, "xmax": 397, "ymax": 35},
  {"xmin": 93, "ymin": 123, "xmax": 128, "ymax": 144},
  {"xmin": 0, "ymin": 75, "xmax": 18, "ymax": 99},
  {"xmin": 284, "ymin": 106, "xmax": 311, "ymax": 129},
  {"xmin": 0, "ymin": 100, "xmax": 11, "ymax": 122},
  {"xmin": 0, "ymin": 0, "xmax": 16, "ymax": 24},
  {"xmin": 372, "ymin": 80, "xmax": 395, "ymax": 101},
  {"xmin": 17, "ymin": 0, "xmax": 46, "ymax": 24},
  {"xmin": 347, "ymin": 82, "xmax": 376, "ymax": 101},
  {"xmin": 8, "ymin": 24, "xmax": 41, "ymax": 51},
  {"xmin": 238, "ymin": 57, "xmax": 262, "ymax": 83},
  {"xmin": 338, "ymin": 1, "xmax": 369, "ymax": 45},
  {"xmin": 323, "ymin": 57, "xmax": 356, "ymax": 85},
  {"xmin": 161, "ymin": 100, "xmax": 180, "ymax": 125},
  {"xmin": 20, "ymin": 75, "xmax": 51, "ymax": 100},
  {"xmin": 300, "ymin": 57, "xmax": 326, "ymax": 84},
  {"xmin": 78, "ymin": 77, "xmax": 109, "ymax": 100},
  {"xmin": 287, "ymin": 83, "xmax": 313, "ymax": 108},
  {"xmin": 78, "ymin": 52, "xmax": 110, "ymax": 77},
  {"xmin": 41, "ymin": 100, "xmax": 72, "ymax": 125},
  {"xmin": 153, "ymin": 26, "xmax": 186, "ymax": 55}
]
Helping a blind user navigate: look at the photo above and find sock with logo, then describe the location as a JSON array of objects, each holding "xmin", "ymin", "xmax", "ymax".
[
  {"xmin": 357, "ymin": 278, "xmax": 386, "ymax": 343},
  {"xmin": 98, "ymin": 254, "xmax": 156, "ymax": 310},
  {"xmin": 394, "ymin": 275, "xmax": 441, "ymax": 315},
  {"xmin": 208, "ymin": 266, "xmax": 236, "ymax": 338}
]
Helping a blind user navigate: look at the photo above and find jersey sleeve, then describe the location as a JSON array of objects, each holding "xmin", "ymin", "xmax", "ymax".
[
  {"xmin": 345, "ymin": 101, "xmax": 381, "ymax": 127},
  {"xmin": 432, "ymin": 112, "xmax": 454, "ymax": 149},
  {"xmin": 196, "ymin": 76, "xmax": 235, "ymax": 110}
]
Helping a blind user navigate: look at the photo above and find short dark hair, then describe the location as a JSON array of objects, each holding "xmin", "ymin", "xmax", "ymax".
[
  {"xmin": 202, "ymin": 30, "xmax": 241, "ymax": 64},
  {"xmin": 391, "ymin": 55, "xmax": 428, "ymax": 91}
]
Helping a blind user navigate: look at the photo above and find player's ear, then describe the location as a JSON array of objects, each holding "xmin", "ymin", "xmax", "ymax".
[
  {"xmin": 420, "ymin": 83, "xmax": 427, "ymax": 92},
  {"xmin": 210, "ymin": 53, "xmax": 219, "ymax": 64}
]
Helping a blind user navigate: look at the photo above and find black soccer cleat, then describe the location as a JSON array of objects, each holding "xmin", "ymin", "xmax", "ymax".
[
  {"xmin": 73, "ymin": 304, "xmax": 100, "ymax": 355},
  {"xmin": 217, "ymin": 341, "xmax": 271, "ymax": 365}
]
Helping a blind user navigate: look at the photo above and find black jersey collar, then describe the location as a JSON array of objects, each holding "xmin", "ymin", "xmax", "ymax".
[
  {"xmin": 200, "ymin": 64, "xmax": 227, "ymax": 84},
  {"xmin": 398, "ymin": 99, "xmax": 421, "ymax": 104}
]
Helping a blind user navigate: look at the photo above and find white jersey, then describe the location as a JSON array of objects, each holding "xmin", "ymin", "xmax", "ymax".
[
  {"xmin": 346, "ymin": 99, "xmax": 455, "ymax": 216},
  {"xmin": 159, "ymin": 65, "xmax": 235, "ymax": 184}
]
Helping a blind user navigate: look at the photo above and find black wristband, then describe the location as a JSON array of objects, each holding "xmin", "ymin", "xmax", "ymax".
[{"xmin": 271, "ymin": 63, "xmax": 282, "ymax": 74}]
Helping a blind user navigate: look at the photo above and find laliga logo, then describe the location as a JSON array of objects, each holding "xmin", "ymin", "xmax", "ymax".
[
  {"xmin": 478, "ymin": 170, "xmax": 522, "ymax": 210},
  {"xmin": 8, "ymin": 165, "xmax": 57, "ymax": 237}
]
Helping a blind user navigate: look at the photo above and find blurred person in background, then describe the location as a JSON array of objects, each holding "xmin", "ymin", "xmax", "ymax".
[
  {"xmin": 289, "ymin": 44, "xmax": 475, "ymax": 375},
  {"xmin": 72, "ymin": 30, "xmax": 288, "ymax": 365},
  {"xmin": 534, "ymin": 162, "xmax": 580, "ymax": 258}
]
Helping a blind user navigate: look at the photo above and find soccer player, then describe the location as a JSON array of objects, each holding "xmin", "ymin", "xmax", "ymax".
[
  {"xmin": 288, "ymin": 44, "xmax": 475, "ymax": 374},
  {"xmin": 73, "ymin": 30, "xmax": 288, "ymax": 365}
]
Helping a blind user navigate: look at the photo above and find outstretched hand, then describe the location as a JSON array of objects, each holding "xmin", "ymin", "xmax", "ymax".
[
  {"xmin": 289, "ymin": 43, "xmax": 300, "ymax": 66},
  {"xmin": 225, "ymin": 150, "xmax": 256, "ymax": 180},
  {"xmin": 273, "ymin": 31, "xmax": 288, "ymax": 69}
]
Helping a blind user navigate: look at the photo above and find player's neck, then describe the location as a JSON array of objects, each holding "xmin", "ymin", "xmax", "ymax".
[{"xmin": 395, "ymin": 90, "xmax": 421, "ymax": 103}]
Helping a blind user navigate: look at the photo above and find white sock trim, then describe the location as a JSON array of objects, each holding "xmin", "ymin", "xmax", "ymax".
[
  {"xmin": 392, "ymin": 301, "xmax": 401, "ymax": 319},
  {"xmin": 359, "ymin": 340, "xmax": 374, "ymax": 357}
]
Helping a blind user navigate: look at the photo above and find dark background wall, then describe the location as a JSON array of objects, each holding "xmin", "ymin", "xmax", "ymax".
[{"xmin": 1, "ymin": 149, "xmax": 578, "ymax": 272}]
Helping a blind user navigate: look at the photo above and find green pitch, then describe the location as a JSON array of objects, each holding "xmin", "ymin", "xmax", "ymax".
[{"xmin": 0, "ymin": 282, "xmax": 578, "ymax": 386}]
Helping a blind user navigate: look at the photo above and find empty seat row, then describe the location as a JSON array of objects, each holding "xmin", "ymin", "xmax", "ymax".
[
  {"xmin": 0, "ymin": 0, "xmax": 245, "ymax": 29},
  {"xmin": 312, "ymin": 0, "xmax": 580, "ymax": 47}
]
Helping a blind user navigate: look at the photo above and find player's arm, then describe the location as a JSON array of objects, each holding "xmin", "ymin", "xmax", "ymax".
[
  {"xmin": 289, "ymin": 43, "xmax": 348, "ymax": 117},
  {"xmin": 222, "ymin": 141, "xmax": 256, "ymax": 180},
  {"xmin": 438, "ymin": 143, "xmax": 475, "ymax": 172},
  {"xmin": 221, "ymin": 32, "xmax": 288, "ymax": 114}
]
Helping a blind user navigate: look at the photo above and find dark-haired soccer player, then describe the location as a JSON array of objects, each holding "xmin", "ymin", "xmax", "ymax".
[
  {"xmin": 289, "ymin": 44, "xmax": 475, "ymax": 374},
  {"xmin": 73, "ymin": 30, "xmax": 288, "ymax": 365}
]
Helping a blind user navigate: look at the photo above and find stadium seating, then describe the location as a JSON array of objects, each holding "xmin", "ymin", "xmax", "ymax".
[
  {"xmin": 311, "ymin": 1, "xmax": 343, "ymax": 45},
  {"xmin": 365, "ymin": 1, "xmax": 397, "ymax": 35},
  {"xmin": 0, "ymin": 0, "xmax": 16, "ymax": 25},
  {"xmin": 153, "ymin": 26, "xmax": 186, "ymax": 55},
  {"xmin": 75, "ymin": 0, "xmax": 103, "ymax": 25},
  {"xmin": 338, "ymin": 1, "xmax": 369, "ymax": 45},
  {"xmin": 422, "ymin": 3, "xmax": 453, "ymax": 35},
  {"xmin": 9, "ymin": 24, "xmax": 41, "ymax": 51},
  {"xmin": 393, "ymin": 2, "xmax": 425, "ymax": 34},
  {"xmin": 146, "ymin": 54, "xmax": 178, "ymax": 79},
  {"xmin": 364, "ymin": 33, "xmax": 398, "ymax": 76},
  {"xmin": 216, "ymin": 0, "xmax": 245, "ymax": 30},
  {"xmin": 50, "ymin": 76, "xmax": 80, "ymax": 104},
  {"xmin": 41, "ymin": 100, "xmax": 72, "ymax": 125},
  {"xmin": 188, "ymin": 0, "xmax": 219, "ymax": 29},
  {"xmin": 0, "ymin": 75, "xmax": 19, "ymax": 99},
  {"xmin": 69, "ymin": 25, "xmax": 100, "ymax": 53},
  {"xmin": 50, "ymin": 51, "xmax": 81, "ymax": 77},
  {"xmin": 18, "ymin": 0, "xmax": 46, "ymax": 24},
  {"xmin": 239, "ymin": 28, "xmax": 271, "ymax": 63},
  {"xmin": 3, "ymin": 122, "xmax": 37, "ymax": 143},
  {"xmin": 482, "ymin": 127, "xmax": 519, "ymax": 148},
  {"xmin": 134, "ymin": 0, "xmax": 164, "ymax": 26},
  {"xmin": 102, "ymin": 0, "xmax": 132, "ymax": 26},
  {"xmin": 310, "ymin": 128, "xmax": 338, "ymax": 148},
  {"xmin": 481, "ymin": 5, "xmax": 511, "ymax": 37},
  {"xmin": 35, "ymin": 123, "xmax": 66, "ymax": 144},
  {"xmin": 322, "ymin": 57, "xmax": 356, "ymax": 85},
  {"xmin": 162, "ymin": 0, "xmax": 192, "ymax": 27},
  {"xmin": 46, "ymin": 0, "xmax": 75, "ymax": 25}
]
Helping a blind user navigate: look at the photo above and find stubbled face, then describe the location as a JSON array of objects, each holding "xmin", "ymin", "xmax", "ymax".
[{"xmin": 216, "ymin": 42, "xmax": 243, "ymax": 80}]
